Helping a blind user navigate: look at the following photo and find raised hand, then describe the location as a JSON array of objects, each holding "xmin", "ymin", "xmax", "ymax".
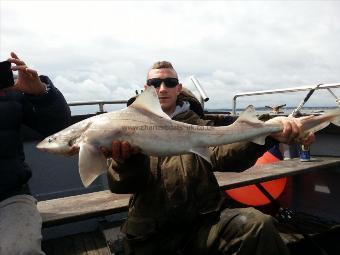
[{"xmin": 7, "ymin": 52, "xmax": 46, "ymax": 95}]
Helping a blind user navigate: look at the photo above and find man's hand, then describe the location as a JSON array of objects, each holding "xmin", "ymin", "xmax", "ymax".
[
  {"xmin": 65, "ymin": 146, "xmax": 80, "ymax": 157},
  {"xmin": 266, "ymin": 116, "xmax": 315, "ymax": 145},
  {"xmin": 101, "ymin": 141, "xmax": 141, "ymax": 162},
  {"xmin": 299, "ymin": 132, "xmax": 316, "ymax": 146},
  {"xmin": 7, "ymin": 52, "xmax": 46, "ymax": 95}
]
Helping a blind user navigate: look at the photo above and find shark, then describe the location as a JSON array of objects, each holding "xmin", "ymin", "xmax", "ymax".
[{"xmin": 37, "ymin": 86, "xmax": 340, "ymax": 187}]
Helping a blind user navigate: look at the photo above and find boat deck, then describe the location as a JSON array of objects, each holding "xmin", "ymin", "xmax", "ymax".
[
  {"xmin": 39, "ymin": 156, "xmax": 340, "ymax": 254},
  {"xmin": 38, "ymin": 156, "xmax": 340, "ymax": 227},
  {"xmin": 42, "ymin": 231, "xmax": 111, "ymax": 255}
]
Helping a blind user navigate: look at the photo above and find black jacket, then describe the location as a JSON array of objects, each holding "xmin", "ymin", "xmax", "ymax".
[{"xmin": 0, "ymin": 75, "xmax": 71, "ymax": 201}]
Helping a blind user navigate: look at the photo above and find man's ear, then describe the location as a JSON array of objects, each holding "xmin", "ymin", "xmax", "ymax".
[
  {"xmin": 144, "ymin": 84, "xmax": 148, "ymax": 90},
  {"xmin": 177, "ymin": 83, "xmax": 183, "ymax": 93}
]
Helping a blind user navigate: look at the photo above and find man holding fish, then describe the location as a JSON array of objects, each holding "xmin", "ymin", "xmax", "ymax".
[{"xmin": 104, "ymin": 61, "xmax": 315, "ymax": 255}]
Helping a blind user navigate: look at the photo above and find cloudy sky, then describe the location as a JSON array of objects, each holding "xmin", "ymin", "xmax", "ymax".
[{"xmin": 1, "ymin": 0, "xmax": 339, "ymax": 114}]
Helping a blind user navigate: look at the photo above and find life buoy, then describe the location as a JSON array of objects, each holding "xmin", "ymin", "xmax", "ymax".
[{"xmin": 225, "ymin": 144, "xmax": 287, "ymax": 206}]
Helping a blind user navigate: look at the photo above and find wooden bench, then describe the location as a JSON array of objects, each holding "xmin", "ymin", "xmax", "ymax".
[
  {"xmin": 215, "ymin": 156, "xmax": 340, "ymax": 189},
  {"xmin": 38, "ymin": 156, "xmax": 340, "ymax": 228}
]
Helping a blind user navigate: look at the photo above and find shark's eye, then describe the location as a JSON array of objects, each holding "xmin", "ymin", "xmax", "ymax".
[{"xmin": 48, "ymin": 137, "xmax": 55, "ymax": 143}]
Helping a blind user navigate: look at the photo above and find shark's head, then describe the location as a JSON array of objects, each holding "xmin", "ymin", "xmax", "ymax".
[
  {"xmin": 36, "ymin": 121, "xmax": 90, "ymax": 155},
  {"xmin": 36, "ymin": 133, "xmax": 74, "ymax": 154}
]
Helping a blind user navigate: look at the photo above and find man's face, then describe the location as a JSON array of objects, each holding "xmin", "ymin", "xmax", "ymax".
[{"xmin": 145, "ymin": 68, "xmax": 182, "ymax": 115}]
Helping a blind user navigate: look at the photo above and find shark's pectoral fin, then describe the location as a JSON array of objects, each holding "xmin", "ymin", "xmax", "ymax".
[
  {"xmin": 251, "ymin": 135, "xmax": 267, "ymax": 145},
  {"xmin": 79, "ymin": 143, "xmax": 108, "ymax": 187},
  {"xmin": 190, "ymin": 147, "xmax": 212, "ymax": 164}
]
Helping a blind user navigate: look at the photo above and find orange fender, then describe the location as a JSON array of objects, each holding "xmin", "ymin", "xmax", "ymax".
[{"xmin": 225, "ymin": 146, "xmax": 287, "ymax": 206}]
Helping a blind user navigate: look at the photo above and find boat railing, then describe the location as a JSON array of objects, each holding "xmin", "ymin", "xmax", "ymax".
[
  {"xmin": 66, "ymin": 81, "xmax": 340, "ymax": 116},
  {"xmin": 190, "ymin": 75, "xmax": 209, "ymax": 106},
  {"xmin": 67, "ymin": 75, "xmax": 210, "ymax": 113},
  {"xmin": 232, "ymin": 83, "xmax": 340, "ymax": 115},
  {"xmin": 68, "ymin": 100, "xmax": 128, "ymax": 113}
]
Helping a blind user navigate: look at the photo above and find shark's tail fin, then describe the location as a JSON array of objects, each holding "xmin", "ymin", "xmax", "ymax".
[
  {"xmin": 301, "ymin": 108, "xmax": 340, "ymax": 135},
  {"xmin": 305, "ymin": 121, "xmax": 330, "ymax": 134},
  {"xmin": 331, "ymin": 108, "xmax": 340, "ymax": 126}
]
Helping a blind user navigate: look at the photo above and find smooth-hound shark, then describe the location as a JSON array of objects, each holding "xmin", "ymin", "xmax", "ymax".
[{"xmin": 37, "ymin": 87, "xmax": 340, "ymax": 187}]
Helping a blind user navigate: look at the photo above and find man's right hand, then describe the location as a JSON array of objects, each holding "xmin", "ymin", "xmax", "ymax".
[
  {"xmin": 7, "ymin": 52, "xmax": 47, "ymax": 95},
  {"xmin": 101, "ymin": 141, "xmax": 141, "ymax": 162}
]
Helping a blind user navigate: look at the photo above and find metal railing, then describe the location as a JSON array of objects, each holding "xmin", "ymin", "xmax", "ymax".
[
  {"xmin": 190, "ymin": 75, "xmax": 209, "ymax": 106},
  {"xmin": 232, "ymin": 83, "xmax": 340, "ymax": 115},
  {"xmin": 66, "ymin": 81, "xmax": 339, "ymax": 116},
  {"xmin": 67, "ymin": 76, "xmax": 210, "ymax": 113},
  {"xmin": 68, "ymin": 100, "xmax": 128, "ymax": 113}
]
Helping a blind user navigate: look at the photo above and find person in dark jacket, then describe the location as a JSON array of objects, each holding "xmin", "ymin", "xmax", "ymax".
[
  {"xmin": 105, "ymin": 61, "xmax": 314, "ymax": 255},
  {"xmin": 0, "ymin": 52, "xmax": 71, "ymax": 255}
]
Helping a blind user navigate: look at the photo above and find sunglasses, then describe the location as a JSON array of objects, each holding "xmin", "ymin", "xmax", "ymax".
[{"xmin": 146, "ymin": 78, "xmax": 179, "ymax": 88}]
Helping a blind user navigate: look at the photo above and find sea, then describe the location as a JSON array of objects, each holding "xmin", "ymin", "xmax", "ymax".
[
  {"xmin": 69, "ymin": 103, "xmax": 338, "ymax": 116},
  {"xmin": 205, "ymin": 106, "xmax": 338, "ymax": 116}
]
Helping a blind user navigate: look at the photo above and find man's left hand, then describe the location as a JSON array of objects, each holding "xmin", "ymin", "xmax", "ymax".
[{"xmin": 267, "ymin": 116, "xmax": 315, "ymax": 145}]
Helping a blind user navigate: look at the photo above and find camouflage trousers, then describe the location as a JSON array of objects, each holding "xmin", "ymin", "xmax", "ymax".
[{"xmin": 124, "ymin": 207, "xmax": 290, "ymax": 255}]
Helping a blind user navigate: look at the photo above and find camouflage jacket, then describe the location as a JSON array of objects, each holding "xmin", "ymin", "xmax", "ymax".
[{"xmin": 107, "ymin": 94, "xmax": 276, "ymax": 239}]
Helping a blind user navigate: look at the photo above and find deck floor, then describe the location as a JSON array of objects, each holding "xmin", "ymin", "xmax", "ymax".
[{"xmin": 42, "ymin": 231, "xmax": 111, "ymax": 255}]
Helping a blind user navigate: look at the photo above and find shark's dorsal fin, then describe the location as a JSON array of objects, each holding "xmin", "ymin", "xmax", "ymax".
[
  {"xmin": 236, "ymin": 105, "xmax": 263, "ymax": 124},
  {"xmin": 236, "ymin": 105, "xmax": 267, "ymax": 145},
  {"xmin": 130, "ymin": 86, "xmax": 171, "ymax": 119}
]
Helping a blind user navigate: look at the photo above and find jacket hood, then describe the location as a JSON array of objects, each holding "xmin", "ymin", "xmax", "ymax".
[{"xmin": 176, "ymin": 87, "xmax": 204, "ymax": 117}]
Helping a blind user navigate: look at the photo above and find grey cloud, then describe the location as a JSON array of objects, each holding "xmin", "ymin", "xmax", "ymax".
[{"xmin": 2, "ymin": 1, "xmax": 340, "ymax": 110}]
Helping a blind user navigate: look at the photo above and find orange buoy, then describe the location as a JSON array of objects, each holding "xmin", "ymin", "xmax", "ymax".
[{"xmin": 225, "ymin": 145, "xmax": 287, "ymax": 206}]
